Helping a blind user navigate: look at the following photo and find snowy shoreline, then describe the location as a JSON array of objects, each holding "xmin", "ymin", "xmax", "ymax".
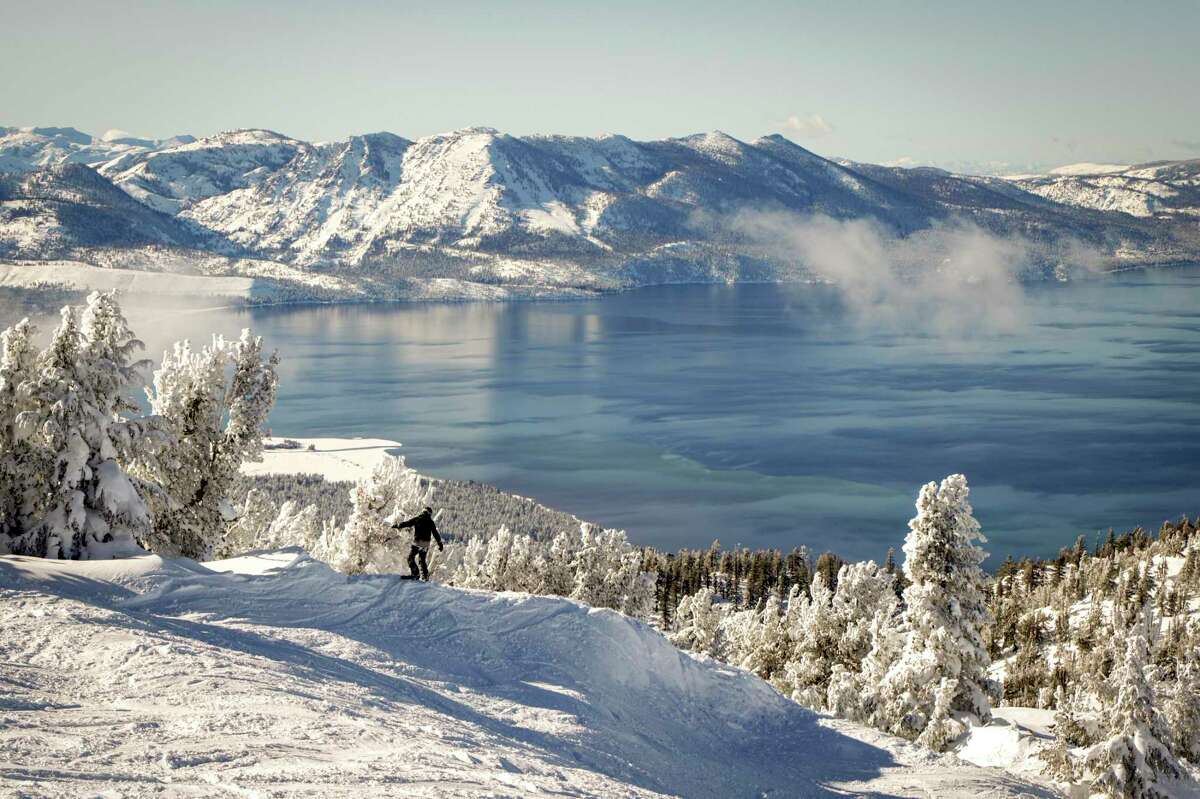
[
  {"xmin": 5, "ymin": 257, "xmax": 1196, "ymax": 310},
  {"xmin": 246, "ymin": 437, "xmax": 406, "ymax": 482}
]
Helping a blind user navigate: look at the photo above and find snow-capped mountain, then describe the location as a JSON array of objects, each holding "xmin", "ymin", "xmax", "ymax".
[
  {"xmin": 98, "ymin": 128, "xmax": 309, "ymax": 215},
  {"xmin": 0, "ymin": 126, "xmax": 194, "ymax": 173},
  {"xmin": 0, "ymin": 164, "xmax": 204, "ymax": 259},
  {"xmin": 83, "ymin": 126, "xmax": 945, "ymax": 265},
  {"xmin": 1007, "ymin": 160, "xmax": 1200, "ymax": 220},
  {"xmin": 1, "ymin": 124, "xmax": 1197, "ymax": 300}
]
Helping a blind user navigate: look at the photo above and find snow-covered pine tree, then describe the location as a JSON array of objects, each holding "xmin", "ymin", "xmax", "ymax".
[
  {"xmin": 11, "ymin": 294, "xmax": 153, "ymax": 558},
  {"xmin": 536, "ymin": 529, "xmax": 577, "ymax": 596},
  {"xmin": 1042, "ymin": 686, "xmax": 1084, "ymax": 786},
  {"xmin": 0, "ymin": 318, "xmax": 39, "ymax": 547},
  {"xmin": 1083, "ymin": 611, "xmax": 1182, "ymax": 798},
  {"xmin": 610, "ymin": 536, "xmax": 655, "ymax": 618},
  {"xmin": 1052, "ymin": 684, "xmax": 1093, "ymax": 748},
  {"xmin": 1164, "ymin": 621, "xmax": 1200, "ymax": 764},
  {"xmin": 501, "ymin": 529, "xmax": 539, "ymax": 593},
  {"xmin": 668, "ymin": 586, "xmax": 727, "ymax": 658},
  {"xmin": 570, "ymin": 523, "xmax": 614, "ymax": 607},
  {"xmin": 451, "ymin": 535, "xmax": 490, "ymax": 587},
  {"xmin": 1005, "ymin": 613, "xmax": 1049, "ymax": 706},
  {"xmin": 845, "ymin": 594, "xmax": 906, "ymax": 726},
  {"xmin": 735, "ymin": 594, "xmax": 790, "ymax": 682},
  {"xmin": 261, "ymin": 501, "xmax": 324, "ymax": 552},
  {"xmin": 779, "ymin": 572, "xmax": 837, "ymax": 708},
  {"xmin": 138, "ymin": 330, "xmax": 278, "ymax": 559},
  {"xmin": 825, "ymin": 560, "xmax": 901, "ymax": 717},
  {"xmin": 875, "ymin": 473, "xmax": 999, "ymax": 751}
]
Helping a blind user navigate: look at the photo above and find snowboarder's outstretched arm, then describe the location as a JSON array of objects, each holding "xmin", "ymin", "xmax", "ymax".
[{"xmin": 393, "ymin": 515, "xmax": 418, "ymax": 530}]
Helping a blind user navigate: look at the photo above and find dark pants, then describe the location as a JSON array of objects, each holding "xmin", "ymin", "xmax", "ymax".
[{"xmin": 408, "ymin": 544, "xmax": 429, "ymax": 580}]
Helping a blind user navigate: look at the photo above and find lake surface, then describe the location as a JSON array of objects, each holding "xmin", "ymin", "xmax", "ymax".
[{"xmin": 5, "ymin": 269, "xmax": 1199, "ymax": 564}]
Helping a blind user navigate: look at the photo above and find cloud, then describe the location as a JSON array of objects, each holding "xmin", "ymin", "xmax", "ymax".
[
  {"xmin": 693, "ymin": 210, "xmax": 1104, "ymax": 341},
  {"xmin": 882, "ymin": 156, "xmax": 917, "ymax": 168},
  {"xmin": 101, "ymin": 128, "xmax": 134, "ymax": 142},
  {"xmin": 780, "ymin": 113, "xmax": 833, "ymax": 138}
]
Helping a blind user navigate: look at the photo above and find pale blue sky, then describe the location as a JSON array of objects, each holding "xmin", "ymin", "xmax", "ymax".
[{"xmin": 4, "ymin": 0, "xmax": 1198, "ymax": 172}]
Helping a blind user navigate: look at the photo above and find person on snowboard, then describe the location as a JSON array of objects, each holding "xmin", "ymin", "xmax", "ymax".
[{"xmin": 392, "ymin": 506, "xmax": 443, "ymax": 581}]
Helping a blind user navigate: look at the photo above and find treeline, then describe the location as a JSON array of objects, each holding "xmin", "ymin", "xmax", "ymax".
[
  {"xmin": 650, "ymin": 509, "xmax": 1200, "ymax": 798},
  {"xmin": 643, "ymin": 542, "xmax": 904, "ymax": 627},
  {"xmin": 978, "ymin": 516, "xmax": 1200, "ymax": 792}
]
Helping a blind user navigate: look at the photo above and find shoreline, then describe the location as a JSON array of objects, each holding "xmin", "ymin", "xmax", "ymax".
[{"xmin": 3, "ymin": 257, "xmax": 1198, "ymax": 311}]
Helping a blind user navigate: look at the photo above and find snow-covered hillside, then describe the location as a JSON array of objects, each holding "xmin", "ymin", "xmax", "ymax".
[
  {"xmin": 1009, "ymin": 160, "xmax": 1200, "ymax": 220},
  {"xmin": 0, "ymin": 550, "xmax": 1057, "ymax": 798},
  {"xmin": 0, "ymin": 164, "xmax": 205, "ymax": 257}
]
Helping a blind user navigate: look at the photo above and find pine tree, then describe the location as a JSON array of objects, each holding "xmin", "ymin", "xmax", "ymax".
[
  {"xmin": 668, "ymin": 586, "xmax": 727, "ymax": 657},
  {"xmin": 875, "ymin": 474, "xmax": 999, "ymax": 751},
  {"xmin": 137, "ymin": 330, "xmax": 279, "ymax": 559},
  {"xmin": 824, "ymin": 561, "xmax": 900, "ymax": 718},
  {"xmin": 1164, "ymin": 621, "xmax": 1200, "ymax": 763},
  {"xmin": 0, "ymin": 318, "xmax": 40, "ymax": 546},
  {"xmin": 1005, "ymin": 614, "xmax": 1048, "ymax": 706},
  {"xmin": 11, "ymin": 294, "xmax": 153, "ymax": 558},
  {"xmin": 780, "ymin": 573, "xmax": 837, "ymax": 707},
  {"xmin": 738, "ymin": 594, "xmax": 789, "ymax": 681}
]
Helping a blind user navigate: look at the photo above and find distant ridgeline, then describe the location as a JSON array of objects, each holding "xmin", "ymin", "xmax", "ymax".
[{"xmin": 3, "ymin": 125, "xmax": 1199, "ymax": 302}]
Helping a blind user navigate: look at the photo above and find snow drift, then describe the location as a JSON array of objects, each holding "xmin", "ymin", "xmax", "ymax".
[{"xmin": 0, "ymin": 550, "xmax": 1055, "ymax": 797}]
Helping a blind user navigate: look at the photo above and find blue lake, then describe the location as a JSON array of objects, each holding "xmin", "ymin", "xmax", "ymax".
[{"xmin": 6, "ymin": 268, "xmax": 1199, "ymax": 564}]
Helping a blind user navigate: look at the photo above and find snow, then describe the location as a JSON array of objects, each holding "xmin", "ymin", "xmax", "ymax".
[
  {"xmin": 959, "ymin": 708, "xmax": 1055, "ymax": 773},
  {"xmin": 244, "ymin": 436, "xmax": 404, "ymax": 482},
  {"xmin": 1047, "ymin": 163, "xmax": 1131, "ymax": 176},
  {"xmin": 0, "ymin": 550, "xmax": 1058, "ymax": 797},
  {"xmin": 0, "ymin": 260, "xmax": 256, "ymax": 298}
]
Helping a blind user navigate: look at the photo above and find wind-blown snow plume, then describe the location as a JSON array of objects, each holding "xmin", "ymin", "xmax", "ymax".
[{"xmin": 703, "ymin": 210, "xmax": 1103, "ymax": 338}]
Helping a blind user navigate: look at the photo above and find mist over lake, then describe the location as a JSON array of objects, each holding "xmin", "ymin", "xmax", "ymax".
[{"xmin": 6, "ymin": 267, "xmax": 1198, "ymax": 564}]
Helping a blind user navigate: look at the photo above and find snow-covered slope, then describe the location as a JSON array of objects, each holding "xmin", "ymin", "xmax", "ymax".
[
  {"xmin": 1047, "ymin": 163, "xmax": 1130, "ymax": 176},
  {"xmin": 0, "ymin": 551, "xmax": 1056, "ymax": 797},
  {"xmin": 1008, "ymin": 160, "xmax": 1200, "ymax": 220}
]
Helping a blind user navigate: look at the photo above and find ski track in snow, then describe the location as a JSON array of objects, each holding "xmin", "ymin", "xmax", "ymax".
[{"xmin": 0, "ymin": 551, "xmax": 1057, "ymax": 798}]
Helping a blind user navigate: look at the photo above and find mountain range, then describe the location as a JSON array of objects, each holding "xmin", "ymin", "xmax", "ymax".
[{"xmin": 2, "ymin": 125, "xmax": 1197, "ymax": 300}]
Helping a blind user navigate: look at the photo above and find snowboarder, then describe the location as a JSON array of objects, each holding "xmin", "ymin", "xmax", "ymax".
[{"xmin": 392, "ymin": 506, "xmax": 443, "ymax": 581}]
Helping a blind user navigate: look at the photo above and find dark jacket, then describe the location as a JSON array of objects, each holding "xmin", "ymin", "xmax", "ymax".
[{"xmin": 395, "ymin": 511, "xmax": 442, "ymax": 547}]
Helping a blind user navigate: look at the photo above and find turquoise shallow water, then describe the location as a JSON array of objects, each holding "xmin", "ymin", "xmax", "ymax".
[{"xmin": 5, "ymin": 268, "xmax": 1199, "ymax": 563}]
